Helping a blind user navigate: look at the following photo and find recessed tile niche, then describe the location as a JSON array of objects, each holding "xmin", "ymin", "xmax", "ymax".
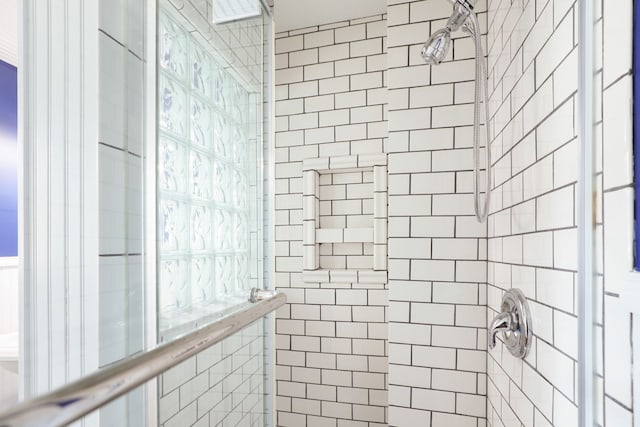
[{"xmin": 302, "ymin": 153, "xmax": 387, "ymax": 283}]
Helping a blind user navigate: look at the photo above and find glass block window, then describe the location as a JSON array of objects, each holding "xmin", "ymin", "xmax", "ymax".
[{"xmin": 157, "ymin": 10, "xmax": 262, "ymax": 333}]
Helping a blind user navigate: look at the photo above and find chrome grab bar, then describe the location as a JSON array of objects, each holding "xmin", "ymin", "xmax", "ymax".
[{"xmin": 0, "ymin": 289, "xmax": 285, "ymax": 427}]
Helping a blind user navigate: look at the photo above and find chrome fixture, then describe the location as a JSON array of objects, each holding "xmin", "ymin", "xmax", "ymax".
[
  {"xmin": 488, "ymin": 288, "xmax": 532, "ymax": 359},
  {"xmin": 421, "ymin": 0, "xmax": 492, "ymax": 223},
  {"xmin": 421, "ymin": 28, "xmax": 450, "ymax": 65},
  {"xmin": 249, "ymin": 287, "xmax": 278, "ymax": 302},
  {"xmin": 0, "ymin": 289, "xmax": 286, "ymax": 427}
]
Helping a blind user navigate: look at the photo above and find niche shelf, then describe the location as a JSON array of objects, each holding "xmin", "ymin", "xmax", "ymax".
[{"xmin": 302, "ymin": 153, "xmax": 387, "ymax": 284}]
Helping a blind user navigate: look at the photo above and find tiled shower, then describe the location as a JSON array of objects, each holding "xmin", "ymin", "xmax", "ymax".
[
  {"xmin": 3, "ymin": 0, "xmax": 637, "ymax": 426},
  {"xmin": 273, "ymin": 0, "xmax": 635, "ymax": 426}
]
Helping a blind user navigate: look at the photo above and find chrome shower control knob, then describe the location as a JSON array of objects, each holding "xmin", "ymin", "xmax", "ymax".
[
  {"xmin": 249, "ymin": 288, "xmax": 277, "ymax": 303},
  {"xmin": 488, "ymin": 288, "xmax": 532, "ymax": 359}
]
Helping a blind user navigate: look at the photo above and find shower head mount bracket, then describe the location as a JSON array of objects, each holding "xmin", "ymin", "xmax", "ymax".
[{"xmin": 447, "ymin": 0, "xmax": 474, "ymax": 9}]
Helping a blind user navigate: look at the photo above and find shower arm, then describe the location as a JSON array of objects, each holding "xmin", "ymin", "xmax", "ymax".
[{"xmin": 447, "ymin": 0, "xmax": 475, "ymax": 10}]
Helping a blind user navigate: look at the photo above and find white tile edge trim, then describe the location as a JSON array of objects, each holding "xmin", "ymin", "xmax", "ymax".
[
  {"xmin": 316, "ymin": 227, "xmax": 374, "ymax": 243},
  {"xmin": 303, "ymin": 269, "xmax": 387, "ymax": 283},
  {"xmin": 302, "ymin": 153, "xmax": 387, "ymax": 171}
]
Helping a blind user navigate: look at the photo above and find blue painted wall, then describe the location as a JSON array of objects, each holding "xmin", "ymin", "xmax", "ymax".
[{"xmin": 0, "ymin": 60, "xmax": 18, "ymax": 257}]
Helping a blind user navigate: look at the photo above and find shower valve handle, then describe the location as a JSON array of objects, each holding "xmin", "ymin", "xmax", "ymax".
[{"xmin": 488, "ymin": 289, "xmax": 532, "ymax": 359}]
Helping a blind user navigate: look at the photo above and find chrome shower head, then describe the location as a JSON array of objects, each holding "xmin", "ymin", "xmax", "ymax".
[
  {"xmin": 419, "ymin": 0, "xmax": 492, "ymax": 223},
  {"xmin": 421, "ymin": 28, "xmax": 451, "ymax": 65},
  {"xmin": 422, "ymin": 0, "xmax": 473, "ymax": 65}
]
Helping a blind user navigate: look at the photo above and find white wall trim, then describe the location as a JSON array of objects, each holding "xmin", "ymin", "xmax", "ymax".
[
  {"xmin": 0, "ymin": 257, "xmax": 18, "ymax": 268},
  {"xmin": 21, "ymin": 0, "xmax": 100, "ymax": 408},
  {"xmin": 0, "ymin": 0, "xmax": 18, "ymax": 66}
]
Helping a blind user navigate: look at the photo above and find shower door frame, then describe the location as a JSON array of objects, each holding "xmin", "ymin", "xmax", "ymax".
[
  {"xmin": 144, "ymin": 0, "xmax": 158, "ymax": 425},
  {"xmin": 577, "ymin": 0, "xmax": 595, "ymax": 426}
]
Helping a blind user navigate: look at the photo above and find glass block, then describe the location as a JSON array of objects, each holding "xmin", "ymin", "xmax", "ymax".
[
  {"xmin": 159, "ymin": 259, "xmax": 189, "ymax": 312},
  {"xmin": 214, "ymin": 209, "xmax": 233, "ymax": 250},
  {"xmin": 159, "ymin": 76, "xmax": 187, "ymax": 137},
  {"xmin": 213, "ymin": 67, "xmax": 228, "ymax": 110},
  {"xmin": 233, "ymin": 169, "xmax": 248, "ymax": 209},
  {"xmin": 229, "ymin": 82, "xmax": 248, "ymax": 124},
  {"xmin": 190, "ymin": 97, "xmax": 213, "ymax": 149},
  {"xmin": 160, "ymin": 200, "xmax": 189, "ymax": 252},
  {"xmin": 235, "ymin": 213, "xmax": 248, "ymax": 251},
  {"xmin": 215, "ymin": 256, "xmax": 234, "ymax": 299},
  {"xmin": 213, "ymin": 161, "xmax": 232, "ymax": 204},
  {"xmin": 213, "ymin": 114, "xmax": 232, "ymax": 160},
  {"xmin": 190, "ymin": 43, "xmax": 212, "ymax": 99},
  {"xmin": 159, "ymin": 136, "xmax": 188, "ymax": 193},
  {"xmin": 222, "ymin": 78, "xmax": 238, "ymax": 116},
  {"xmin": 232, "ymin": 126, "xmax": 247, "ymax": 166},
  {"xmin": 190, "ymin": 204, "xmax": 213, "ymax": 251},
  {"xmin": 190, "ymin": 150, "xmax": 212, "ymax": 199},
  {"xmin": 191, "ymin": 257, "xmax": 214, "ymax": 304},
  {"xmin": 235, "ymin": 255, "xmax": 249, "ymax": 295},
  {"xmin": 156, "ymin": 6, "xmax": 264, "ymax": 339},
  {"xmin": 159, "ymin": 14, "xmax": 187, "ymax": 79}
]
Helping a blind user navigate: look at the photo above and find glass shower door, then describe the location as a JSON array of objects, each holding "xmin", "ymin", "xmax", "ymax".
[{"xmin": 4, "ymin": 0, "xmax": 273, "ymax": 425}]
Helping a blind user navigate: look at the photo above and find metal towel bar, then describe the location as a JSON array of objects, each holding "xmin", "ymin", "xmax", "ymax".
[{"xmin": 0, "ymin": 289, "xmax": 285, "ymax": 427}]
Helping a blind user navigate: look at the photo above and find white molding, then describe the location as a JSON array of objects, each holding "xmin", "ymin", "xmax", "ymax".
[
  {"xmin": 303, "ymin": 269, "xmax": 387, "ymax": 284},
  {"xmin": 0, "ymin": 0, "xmax": 18, "ymax": 66},
  {"xmin": 22, "ymin": 0, "xmax": 100, "ymax": 400},
  {"xmin": 0, "ymin": 257, "xmax": 18, "ymax": 268},
  {"xmin": 17, "ymin": 0, "xmax": 24, "ymax": 402},
  {"xmin": 302, "ymin": 153, "xmax": 387, "ymax": 172}
]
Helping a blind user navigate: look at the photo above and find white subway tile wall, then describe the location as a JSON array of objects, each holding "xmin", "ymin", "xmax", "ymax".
[
  {"xmin": 275, "ymin": 1, "xmax": 635, "ymax": 425},
  {"xmin": 485, "ymin": 0, "xmax": 581, "ymax": 426},
  {"xmin": 276, "ymin": 1, "xmax": 637, "ymax": 426},
  {"xmin": 386, "ymin": 0, "xmax": 488, "ymax": 426},
  {"xmin": 159, "ymin": 321, "xmax": 266, "ymax": 427},
  {"xmin": 274, "ymin": 14, "xmax": 389, "ymax": 427}
]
